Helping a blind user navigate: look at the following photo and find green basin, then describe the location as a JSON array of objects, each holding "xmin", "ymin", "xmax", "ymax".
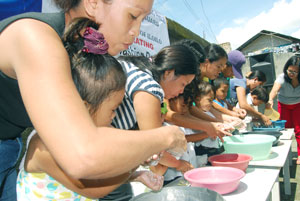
[{"xmin": 223, "ymin": 134, "xmax": 276, "ymax": 161}]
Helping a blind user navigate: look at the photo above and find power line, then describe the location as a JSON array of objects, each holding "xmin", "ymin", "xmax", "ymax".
[
  {"xmin": 199, "ymin": 0, "xmax": 218, "ymax": 43},
  {"xmin": 181, "ymin": 0, "xmax": 214, "ymax": 41}
]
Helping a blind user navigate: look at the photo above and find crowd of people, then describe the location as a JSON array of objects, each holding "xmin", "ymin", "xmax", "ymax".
[{"xmin": 0, "ymin": 0, "xmax": 299, "ymax": 200}]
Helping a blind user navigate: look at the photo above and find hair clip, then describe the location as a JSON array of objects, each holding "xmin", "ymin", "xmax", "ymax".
[{"xmin": 82, "ymin": 27, "xmax": 109, "ymax": 54}]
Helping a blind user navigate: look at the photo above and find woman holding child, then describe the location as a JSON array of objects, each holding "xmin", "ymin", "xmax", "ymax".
[{"xmin": 0, "ymin": 0, "xmax": 187, "ymax": 200}]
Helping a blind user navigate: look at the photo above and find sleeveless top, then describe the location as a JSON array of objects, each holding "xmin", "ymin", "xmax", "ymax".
[{"xmin": 0, "ymin": 12, "xmax": 65, "ymax": 139}]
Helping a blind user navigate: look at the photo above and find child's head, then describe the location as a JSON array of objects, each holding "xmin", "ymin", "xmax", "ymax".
[
  {"xmin": 196, "ymin": 82, "xmax": 214, "ymax": 112},
  {"xmin": 246, "ymin": 70, "xmax": 266, "ymax": 90},
  {"xmin": 250, "ymin": 86, "xmax": 269, "ymax": 106},
  {"xmin": 169, "ymin": 94, "xmax": 190, "ymax": 115},
  {"xmin": 213, "ymin": 77, "xmax": 229, "ymax": 101},
  {"xmin": 203, "ymin": 44, "xmax": 228, "ymax": 80},
  {"xmin": 64, "ymin": 18, "xmax": 126, "ymax": 126},
  {"xmin": 222, "ymin": 61, "xmax": 234, "ymax": 78}
]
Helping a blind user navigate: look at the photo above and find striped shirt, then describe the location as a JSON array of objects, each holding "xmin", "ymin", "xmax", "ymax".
[{"xmin": 112, "ymin": 60, "xmax": 164, "ymax": 129}]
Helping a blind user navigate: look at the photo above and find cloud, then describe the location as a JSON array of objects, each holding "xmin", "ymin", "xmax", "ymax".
[
  {"xmin": 217, "ymin": 0, "xmax": 300, "ymax": 49},
  {"xmin": 233, "ymin": 18, "xmax": 247, "ymax": 25},
  {"xmin": 291, "ymin": 29, "xmax": 300, "ymax": 39}
]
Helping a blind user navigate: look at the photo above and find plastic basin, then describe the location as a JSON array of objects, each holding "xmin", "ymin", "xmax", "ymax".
[
  {"xmin": 223, "ymin": 135, "xmax": 276, "ymax": 160},
  {"xmin": 184, "ymin": 167, "xmax": 245, "ymax": 195},
  {"xmin": 208, "ymin": 153, "xmax": 252, "ymax": 172},
  {"xmin": 271, "ymin": 120, "xmax": 287, "ymax": 130}
]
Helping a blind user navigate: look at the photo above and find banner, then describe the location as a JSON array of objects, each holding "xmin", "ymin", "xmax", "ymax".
[{"xmin": 119, "ymin": 10, "xmax": 170, "ymax": 57}]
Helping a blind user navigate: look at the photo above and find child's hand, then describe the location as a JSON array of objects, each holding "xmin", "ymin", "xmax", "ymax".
[
  {"xmin": 132, "ymin": 171, "xmax": 164, "ymax": 191},
  {"xmin": 142, "ymin": 152, "xmax": 164, "ymax": 166},
  {"xmin": 175, "ymin": 160, "xmax": 194, "ymax": 174}
]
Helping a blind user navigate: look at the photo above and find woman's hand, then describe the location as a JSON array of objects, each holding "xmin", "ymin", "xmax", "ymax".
[
  {"xmin": 165, "ymin": 125, "xmax": 187, "ymax": 158},
  {"xmin": 261, "ymin": 114, "xmax": 272, "ymax": 126},
  {"xmin": 206, "ymin": 123, "xmax": 233, "ymax": 142},
  {"xmin": 175, "ymin": 160, "xmax": 194, "ymax": 174},
  {"xmin": 131, "ymin": 170, "xmax": 164, "ymax": 191}
]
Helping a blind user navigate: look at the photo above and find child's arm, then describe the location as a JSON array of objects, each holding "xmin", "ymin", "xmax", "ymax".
[
  {"xmin": 212, "ymin": 101, "xmax": 240, "ymax": 117},
  {"xmin": 25, "ymin": 134, "xmax": 132, "ymax": 199}
]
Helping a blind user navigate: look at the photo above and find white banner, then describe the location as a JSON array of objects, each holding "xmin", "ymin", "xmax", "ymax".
[{"xmin": 119, "ymin": 10, "xmax": 170, "ymax": 57}]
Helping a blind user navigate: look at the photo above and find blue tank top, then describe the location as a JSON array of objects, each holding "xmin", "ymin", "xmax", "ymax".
[{"xmin": 0, "ymin": 12, "xmax": 65, "ymax": 139}]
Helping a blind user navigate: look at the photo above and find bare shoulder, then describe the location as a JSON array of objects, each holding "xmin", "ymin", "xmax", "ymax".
[{"xmin": 0, "ymin": 18, "xmax": 67, "ymax": 78}]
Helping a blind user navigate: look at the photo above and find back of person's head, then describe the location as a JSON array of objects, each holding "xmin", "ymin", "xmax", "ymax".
[
  {"xmin": 173, "ymin": 39, "xmax": 206, "ymax": 64},
  {"xmin": 197, "ymin": 81, "xmax": 214, "ymax": 99},
  {"xmin": 63, "ymin": 17, "xmax": 126, "ymax": 115},
  {"xmin": 246, "ymin": 70, "xmax": 266, "ymax": 83},
  {"xmin": 251, "ymin": 86, "xmax": 269, "ymax": 103},
  {"xmin": 204, "ymin": 43, "xmax": 228, "ymax": 63},
  {"xmin": 283, "ymin": 55, "xmax": 300, "ymax": 83},
  {"xmin": 213, "ymin": 77, "xmax": 229, "ymax": 91},
  {"xmin": 53, "ymin": 0, "xmax": 81, "ymax": 11},
  {"xmin": 120, "ymin": 45, "xmax": 199, "ymax": 83}
]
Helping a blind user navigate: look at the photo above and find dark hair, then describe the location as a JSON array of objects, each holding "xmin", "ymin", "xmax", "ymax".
[
  {"xmin": 197, "ymin": 82, "xmax": 214, "ymax": 99},
  {"xmin": 54, "ymin": 0, "xmax": 111, "ymax": 12},
  {"xmin": 283, "ymin": 55, "xmax": 300, "ymax": 83},
  {"xmin": 119, "ymin": 44, "xmax": 199, "ymax": 83},
  {"xmin": 246, "ymin": 70, "xmax": 267, "ymax": 82},
  {"xmin": 226, "ymin": 61, "xmax": 232, "ymax": 67},
  {"xmin": 251, "ymin": 86, "xmax": 269, "ymax": 103},
  {"xmin": 213, "ymin": 77, "xmax": 229, "ymax": 91},
  {"xmin": 169, "ymin": 93, "xmax": 191, "ymax": 108},
  {"xmin": 204, "ymin": 43, "xmax": 228, "ymax": 63},
  {"xmin": 63, "ymin": 18, "xmax": 126, "ymax": 115},
  {"xmin": 173, "ymin": 39, "xmax": 206, "ymax": 64}
]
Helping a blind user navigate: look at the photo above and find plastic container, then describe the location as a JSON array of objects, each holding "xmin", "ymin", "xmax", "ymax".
[
  {"xmin": 271, "ymin": 120, "xmax": 287, "ymax": 130},
  {"xmin": 242, "ymin": 131, "xmax": 282, "ymax": 146},
  {"xmin": 184, "ymin": 167, "xmax": 245, "ymax": 195},
  {"xmin": 223, "ymin": 135, "xmax": 276, "ymax": 160},
  {"xmin": 130, "ymin": 186, "xmax": 225, "ymax": 201},
  {"xmin": 208, "ymin": 153, "xmax": 253, "ymax": 172},
  {"xmin": 264, "ymin": 108, "xmax": 280, "ymax": 121}
]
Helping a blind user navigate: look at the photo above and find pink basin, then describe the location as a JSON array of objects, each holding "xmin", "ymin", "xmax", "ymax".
[
  {"xmin": 184, "ymin": 167, "xmax": 245, "ymax": 195},
  {"xmin": 208, "ymin": 153, "xmax": 253, "ymax": 172}
]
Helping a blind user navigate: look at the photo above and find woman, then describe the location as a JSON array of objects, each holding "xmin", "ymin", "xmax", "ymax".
[
  {"xmin": 268, "ymin": 55, "xmax": 300, "ymax": 164},
  {"xmin": 111, "ymin": 45, "xmax": 198, "ymax": 199},
  {"xmin": 165, "ymin": 40, "xmax": 239, "ymax": 139},
  {"xmin": 0, "ymin": 0, "xmax": 186, "ymax": 200},
  {"xmin": 229, "ymin": 70, "xmax": 271, "ymax": 125}
]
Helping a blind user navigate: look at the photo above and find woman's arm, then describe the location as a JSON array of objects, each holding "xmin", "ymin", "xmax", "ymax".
[
  {"xmin": 185, "ymin": 132, "xmax": 209, "ymax": 142},
  {"xmin": 268, "ymin": 83, "xmax": 281, "ymax": 108},
  {"xmin": 2, "ymin": 19, "xmax": 185, "ymax": 179},
  {"xmin": 236, "ymin": 86, "xmax": 271, "ymax": 125},
  {"xmin": 25, "ymin": 135, "xmax": 131, "ymax": 199}
]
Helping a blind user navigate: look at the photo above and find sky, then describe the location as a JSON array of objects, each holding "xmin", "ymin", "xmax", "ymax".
[{"xmin": 153, "ymin": 0, "xmax": 300, "ymax": 49}]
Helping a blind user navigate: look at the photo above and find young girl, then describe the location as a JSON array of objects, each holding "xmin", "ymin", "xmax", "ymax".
[
  {"xmin": 162, "ymin": 94, "xmax": 211, "ymax": 185},
  {"xmin": 17, "ymin": 18, "xmax": 163, "ymax": 201},
  {"xmin": 213, "ymin": 77, "xmax": 247, "ymax": 118},
  {"xmin": 194, "ymin": 82, "xmax": 225, "ymax": 166}
]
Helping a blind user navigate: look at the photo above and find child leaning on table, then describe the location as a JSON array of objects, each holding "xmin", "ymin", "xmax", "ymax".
[
  {"xmin": 212, "ymin": 77, "xmax": 247, "ymax": 118},
  {"xmin": 236, "ymin": 86, "xmax": 269, "ymax": 119},
  {"xmin": 17, "ymin": 18, "xmax": 163, "ymax": 201},
  {"xmin": 194, "ymin": 82, "xmax": 226, "ymax": 166},
  {"xmin": 159, "ymin": 94, "xmax": 212, "ymax": 186}
]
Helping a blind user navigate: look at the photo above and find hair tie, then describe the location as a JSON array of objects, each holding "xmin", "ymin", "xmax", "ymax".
[{"xmin": 82, "ymin": 27, "xmax": 109, "ymax": 54}]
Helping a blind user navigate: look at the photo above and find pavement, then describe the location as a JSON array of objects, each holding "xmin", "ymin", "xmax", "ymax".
[{"xmin": 280, "ymin": 135, "xmax": 300, "ymax": 201}]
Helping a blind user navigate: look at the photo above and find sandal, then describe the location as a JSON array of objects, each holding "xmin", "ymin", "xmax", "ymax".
[{"xmin": 296, "ymin": 157, "xmax": 300, "ymax": 165}]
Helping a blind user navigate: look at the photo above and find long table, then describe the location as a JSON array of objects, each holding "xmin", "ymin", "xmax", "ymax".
[{"xmin": 249, "ymin": 140, "xmax": 292, "ymax": 195}]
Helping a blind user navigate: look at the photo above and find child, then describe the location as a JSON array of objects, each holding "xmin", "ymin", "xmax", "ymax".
[
  {"xmin": 162, "ymin": 94, "xmax": 211, "ymax": 185},
  {"xmin": 220, "ymin": 61, "xmax": 234, "ymax": 78},
  {"xmin": 213, "ymin": 77, "xmax": 247, "ymax": 118},
  {"xmin": 193, "ymin": 82, "xmax": 225, "ymax": 166},
  {"xmin": 17, "ymin": 18, "xmax": 163, "ymax": 201},
  {"xmin": 236, "ymin": 86, "xmax": 269, "ymax": 119}
]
